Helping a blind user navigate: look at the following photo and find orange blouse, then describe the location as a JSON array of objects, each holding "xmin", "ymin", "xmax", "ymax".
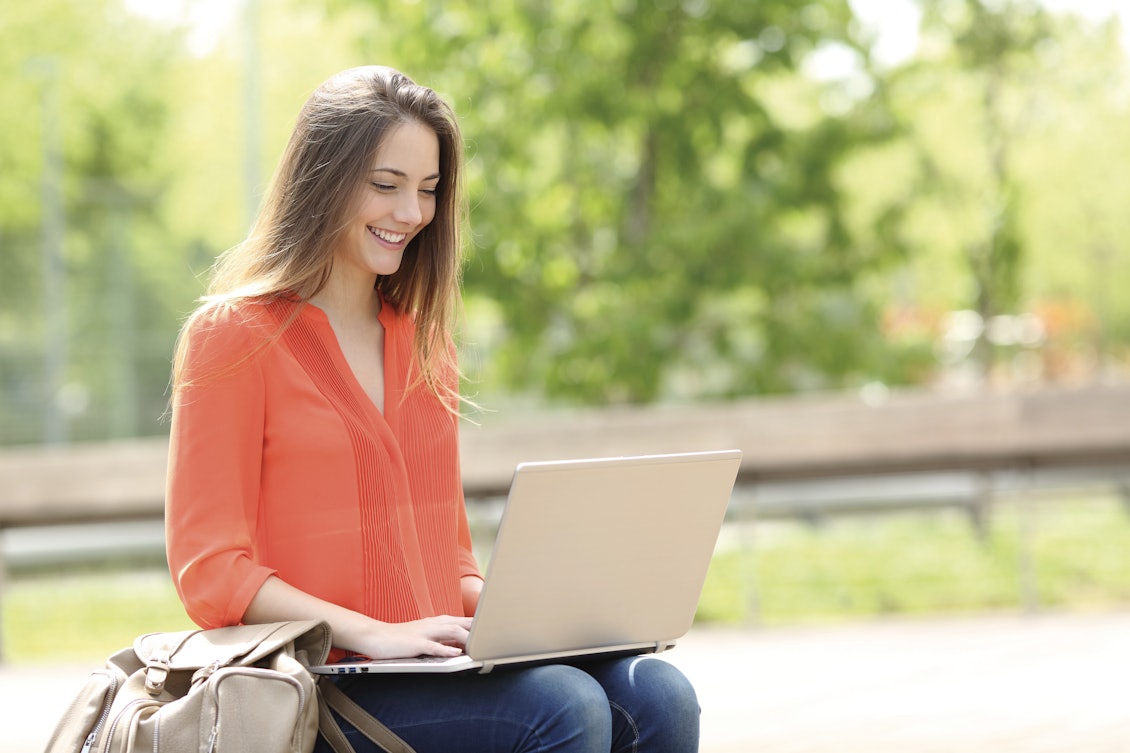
[{"xmin": 165, "ymin": 298, "xmax": 481, "ymax": 630}]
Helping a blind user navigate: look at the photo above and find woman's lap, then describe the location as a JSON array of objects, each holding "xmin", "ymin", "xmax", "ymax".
[
  {"xmin": 314, "ymin": 656, "xmax": 699, "ymax": 753},
  {"xmin": 582, "ymin": 656, "xmax": 700, "ymax": 753}
]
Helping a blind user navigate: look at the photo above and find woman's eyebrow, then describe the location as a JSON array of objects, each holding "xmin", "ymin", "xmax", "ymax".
[{"xmin": 371, "ymin": 167, "xmax": 441, "ymax": 181}]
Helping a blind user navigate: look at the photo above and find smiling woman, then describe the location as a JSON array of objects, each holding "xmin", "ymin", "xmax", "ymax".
[
  {"xmin": 331, "ymin": 122, "xmax": 440, "ymax": 284},
  {"xmin": 162, "ymin": 65, "xmax": 703, "ymax": 753},
  {"xmin": 306, "ymin": 122, "xmax": 442, "ymax": 414}
]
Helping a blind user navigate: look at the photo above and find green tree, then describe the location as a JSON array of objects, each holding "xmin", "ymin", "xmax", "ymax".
[
  {"xmin": 7, "ymin": 0, "xmax": 1122, "ymax": 444},
  {"xmin": 0, "ymin": 0, "xmax": 183, "ymax": 443},
  {"xmin": 888, "ymin": 0, "xmax": 1053, "ymax": 376},
  {"xmin": 1009, "ymin": 14, "xmax": 1130, "ymax": 377},
  {"xmin": 872, "ymin": 2, "xmax": 1130, "ymax": 384},
  {"xmin": 333, "ymin": 0, "xmax": 913, "ymax": 404}
]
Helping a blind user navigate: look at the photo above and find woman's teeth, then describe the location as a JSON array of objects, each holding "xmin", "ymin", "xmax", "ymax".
[{"xmin": 369, "ymin": 227, "xmax": 406, "ymax": 244}]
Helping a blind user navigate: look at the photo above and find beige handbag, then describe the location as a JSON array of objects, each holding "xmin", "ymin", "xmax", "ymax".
[{"xmin": 43, "ymin": 621, "xmax": 415, "ymax": 753}]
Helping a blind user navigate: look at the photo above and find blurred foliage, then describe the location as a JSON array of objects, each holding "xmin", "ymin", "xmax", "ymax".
[
  {"xmin": 337, "ymin": 0, "xmax": 907, "ymax": 403},
  {"xmin": 1, "ymin": 0, "xmax": 187, "ymax": 441},
  {"xmin": 1, "ymin": 0, "xmax": 1129, "ymax": 443}
]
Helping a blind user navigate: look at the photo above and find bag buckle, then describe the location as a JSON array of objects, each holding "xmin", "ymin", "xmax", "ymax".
[{"xmin": 144, "ymin": 651, "xmax": 172, "ymax": 695}]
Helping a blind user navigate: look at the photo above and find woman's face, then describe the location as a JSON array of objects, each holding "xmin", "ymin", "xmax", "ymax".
[{"xmin": 337, "ymin": 120, "xmax": 440, "ymax": 280}]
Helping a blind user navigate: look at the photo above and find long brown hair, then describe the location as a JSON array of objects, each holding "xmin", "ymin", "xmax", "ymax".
[{"xmin": 172, "ymin": 66, "xmax": 467, "ymax": 405}]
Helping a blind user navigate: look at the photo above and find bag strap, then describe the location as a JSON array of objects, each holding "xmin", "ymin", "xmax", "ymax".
[{"xmin": 317, "ymin": 680, "xmax": 418, "ymax": 753}]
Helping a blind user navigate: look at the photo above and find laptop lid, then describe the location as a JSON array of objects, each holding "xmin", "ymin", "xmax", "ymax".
[
  {"xmin": 312, "ymin": 449, "xmax": 742, "ymax": 674},
  {"xmin": 465, "ymin": 449, "xmax": 741, "ymax": 665}
]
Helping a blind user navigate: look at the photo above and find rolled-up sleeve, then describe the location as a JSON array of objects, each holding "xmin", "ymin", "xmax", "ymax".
[{"xmin": 165, "ymin": 307, "xmax": 277, "ymax": 628}]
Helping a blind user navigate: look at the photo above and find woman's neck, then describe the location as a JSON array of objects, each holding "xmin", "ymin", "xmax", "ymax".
[{"xmin": 310, "ymin": 272, "xmax": 382, "ymax": 324}]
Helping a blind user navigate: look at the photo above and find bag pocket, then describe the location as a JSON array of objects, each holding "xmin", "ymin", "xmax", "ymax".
[
  {"xmin": 43, "ymin": 669, "xmax": 121, "ymax": 753},
  {"xmin": 199, "ymin": 667, "xmax": 310, "ymax": 753},
  {"xmin": 104, "ymin": 697, "xmax": 166, "ymax": 753}
]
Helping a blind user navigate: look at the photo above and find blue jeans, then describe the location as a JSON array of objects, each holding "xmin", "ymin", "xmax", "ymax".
[{"xmin": 313, "ymin": 656, "xmax": 700, "ymax": 753}]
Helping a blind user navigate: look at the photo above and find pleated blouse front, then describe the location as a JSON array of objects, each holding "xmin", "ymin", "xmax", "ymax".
[{"xmin": 165, "ymin": 298, "xmax": 480, "ymax": 631}]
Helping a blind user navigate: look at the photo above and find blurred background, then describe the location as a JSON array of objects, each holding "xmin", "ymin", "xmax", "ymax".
[
  {"xmin": 4, "ymin": 0, "xmax": 1130, "ymax": 441},
  {"xmin": 2, "ymin": 0, "xmax": 1130, "ymax": 700}
]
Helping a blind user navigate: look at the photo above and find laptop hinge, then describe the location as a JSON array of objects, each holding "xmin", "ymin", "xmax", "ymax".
[
  {"xmin": 653, "ymin": 641, "xmax": 669, "ymax": 655},
  {"xmin": 478, "ymin": 661, "xmax": 496, "ymax": 675}
]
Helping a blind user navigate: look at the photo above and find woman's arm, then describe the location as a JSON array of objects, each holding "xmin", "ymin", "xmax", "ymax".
[
  {"xmin": 461, "ymin": 574, "xmax": 483, "ymax": 617},
  {"xmin": 244, "ymin": 575, "xmax": 472, "ymax": 659},
  {"xmin": 166, "ymin": 307, "xmax": 277, "ymax": 628}
]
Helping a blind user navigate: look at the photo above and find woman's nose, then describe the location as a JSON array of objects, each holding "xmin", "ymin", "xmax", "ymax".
[{"xmin": 394, "ymin": 195, "xmax": 423, "ymax": 226}]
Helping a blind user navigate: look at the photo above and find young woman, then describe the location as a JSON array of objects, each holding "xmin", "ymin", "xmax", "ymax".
[{"xmin": 166, "ymin": 65, "xmax": 700, "ymax": 753}]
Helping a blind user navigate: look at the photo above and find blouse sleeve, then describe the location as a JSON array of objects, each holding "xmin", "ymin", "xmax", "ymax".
[
  {"xmin": 456, "ymin": 477, "xmax": 482, "ymax": 584},
  {"xmin": 446, "ymin": 340, "xmax": 483, "ymax": 585},
  {"xmin": 165, "ymin": 305, "xmax": 278, "ymax": 628}
]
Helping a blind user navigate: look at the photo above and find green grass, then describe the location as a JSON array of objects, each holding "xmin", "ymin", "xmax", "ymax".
[
  {"xmin": 697, "ymin": 493, "xmax": 1130, "ymax": 625},
  {"xmin": 3, "ymin": 493, "xmax": 1128, "ymax": 665},
  {"xmin": 1, "ymin": 568, "xmax": 195, "ymax": 664}
]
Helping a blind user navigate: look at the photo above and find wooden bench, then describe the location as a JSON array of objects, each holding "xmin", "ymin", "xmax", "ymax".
[
  {"xmin": 2, "ymin": 383, "xmax": 1130, "ymax": 657},
  {"xmin": 5, "ymin": 383, "xmax": 1130, "ymax": 528},
  {"xmin": 458, "ymin": 382, "xmax": 1130, "ymax": 536}
]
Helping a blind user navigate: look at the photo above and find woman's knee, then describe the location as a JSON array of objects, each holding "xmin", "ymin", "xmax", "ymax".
[
  {"xmin": 629, "ymin": 658, "xmax": 700, "ymax": 717},
  {"xmin": 590, "ymin": 657, "xmax": 701, "ymax": 753},
  {"xmin": 514, "ymin": 664, "xmax": 613, "ymax": 749}
]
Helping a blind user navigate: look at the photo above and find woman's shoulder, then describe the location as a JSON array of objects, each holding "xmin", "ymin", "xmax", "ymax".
[
  {"xmin": 179, "ymin": 297, "xmax": 291, "ymax": 367},
  {"xmin": 186, "ymin": 296, "xmax": 297, "ymax": 332}
]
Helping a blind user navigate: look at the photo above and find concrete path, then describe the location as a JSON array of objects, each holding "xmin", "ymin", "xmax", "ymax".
[
  {"xmin": 7, "ymin": 610, "xmax": 1130, "ymax": 752},
  {"xmin": 664, "ymin": 610, "xmax": 1130, "ymax": 753}
]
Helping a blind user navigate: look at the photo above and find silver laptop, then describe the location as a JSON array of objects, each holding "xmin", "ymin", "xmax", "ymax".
[{"xmin": 310, "ymin": 449, "xmax": 742, "ymax": 675}]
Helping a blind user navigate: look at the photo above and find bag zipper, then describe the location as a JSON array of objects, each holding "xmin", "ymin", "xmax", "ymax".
[
  {"xmin": 79, "ymin": 671, "xmax": 119, "ymax": 753},
  {"xmin": 98, "ymin": 698, "xmax": 161, "ymax": 753}
]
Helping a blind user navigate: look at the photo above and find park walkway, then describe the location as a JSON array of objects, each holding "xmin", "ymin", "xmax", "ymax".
[
  {"xmin": 6, "ymin": 609, "xmax": 1129, "ymax": 752},
  {"xmin": 672, "ymin": 609, "xmax": 1130, "ymax": 752}
]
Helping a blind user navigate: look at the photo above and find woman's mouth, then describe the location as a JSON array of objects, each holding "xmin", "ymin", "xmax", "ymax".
[{"xmin": 369, "ymin": 226, "xmax": 407, "ymax": 245}]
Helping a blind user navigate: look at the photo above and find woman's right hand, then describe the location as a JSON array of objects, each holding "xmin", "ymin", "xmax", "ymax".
[
  {"xmin": 243, "ymin": 575, "xmax": 473, "ymax": 660},
  {"xmin": 358, "ymin": 615, "xmax": 474, "ymax": 660}
]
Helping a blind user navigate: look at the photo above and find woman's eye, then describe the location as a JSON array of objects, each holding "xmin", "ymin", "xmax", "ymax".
[
  {"xmin": 372, "ymin": 182, "xmax": 395, "ymax": 192},
  {"xmin": 420, "ymin": 187, "xmax": 438, "ymax": 197}
]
